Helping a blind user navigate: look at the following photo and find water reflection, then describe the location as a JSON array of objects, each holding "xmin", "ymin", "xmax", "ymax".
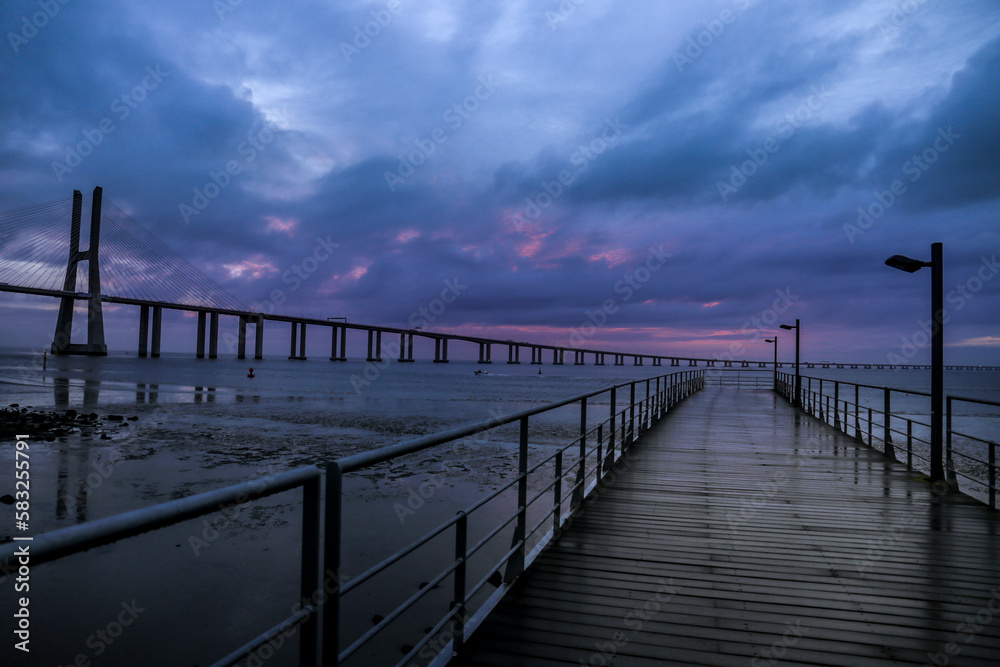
[{"xmin": 53, "ymin": 377, "xmax": 102, "ymax": 408}]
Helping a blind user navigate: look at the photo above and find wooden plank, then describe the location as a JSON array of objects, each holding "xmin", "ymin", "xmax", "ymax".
[{"xmin": 453, "ymin": 386, "xmax": 1000, "ymax": 666}]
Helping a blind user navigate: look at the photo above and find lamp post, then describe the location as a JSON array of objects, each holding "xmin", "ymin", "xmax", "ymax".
[
  {"xmin": 765, "ymin": 337, "xmax": 778, "ymax": 392},
  {"xmin": 885, "ymin": 242, "xmax": 944, "ymax": 482},
  {"xmin": 779, "ymin": 319, "xmax": 800, "ymax": 406}
]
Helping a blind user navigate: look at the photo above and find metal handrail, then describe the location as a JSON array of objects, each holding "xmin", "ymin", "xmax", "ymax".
[
  {"xmin": 0, "ymin": 465, "xmax": 325, "ymax": 666},
  {"xmin": 0, "ymin": 371, "xmax": 704, "ymax": 666},
  {"xmin": 326, "ymin": 370, "xmax": 704, "ymax": 666},
  {"xmin": 777, "ymin": 372, "xmax": 999, "ymax": 509}
]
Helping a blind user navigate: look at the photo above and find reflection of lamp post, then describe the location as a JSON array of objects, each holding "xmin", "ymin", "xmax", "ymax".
[
  {"xmin": 885, "ymin": 242, "xmax": 944, "ymax": 482},
  {"xmin": 779, "ymin": 319, "xmax": 800, "ymax": 406},
  {"xmin": 765, "ymin": 337, "xmax": 778, "ymax": 391}
]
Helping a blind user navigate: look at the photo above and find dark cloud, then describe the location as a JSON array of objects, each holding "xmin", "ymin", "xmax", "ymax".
[{"xmin": 1, "ymin": 0, "xmax": 998, "ymax": 363}]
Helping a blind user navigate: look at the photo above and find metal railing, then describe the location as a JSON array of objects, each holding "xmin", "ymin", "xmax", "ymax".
[
  {"xmin": 0, "ymin": 466, "xmax": 326, "ymax": 666},
  {"xmin": 0, "ymin": 369, "xmax": 705, "ymax": 666},
  {"xmin": 704, "ymin": 368, "xmax": 773, "ymax": 389},
  {"xmin": 776, "ymin": 372, "xmax": 999, "ymax": 508}
]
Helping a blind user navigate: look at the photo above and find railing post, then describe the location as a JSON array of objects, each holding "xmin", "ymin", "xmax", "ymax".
[
  {"xmin": 323, "ymin": 462, "xmax": 343, "ymax": 666},
  {"xmin": 597, "ymin": 423, "xmax": 605, "ymax": 476},
  {"xmin": 818, "ymin": 379, "xmax": 824, "ymax": 421},
  {"xmin": 854, "ymin": 385, "xmax": 863, "ymax": 442},
  {"xmin": 504, "ymin": 417, "xmax": 529, "ymax": 583},
  {"xmin": 883, "ymin": 388, "xmax": 895, "ymax": 460},
  {"xmin": 628, "ymin": 382, "xmax": 636, "ymax": 448},
  {"xmin": 834, "ymin": 382, "xmax": 841, "ymax": 429},
  {"xmin": 299, "ymin": 475, "xmax": 321, "ymax": 667},
  {"xmin": 608, "ymin": 387, "xmax": 616, "ymax": 465},
  {"xmin": 554, "ymin": 451, "xmax": 563, "ymax": 532},
  {"xmin": 453, "ymin": 511, "xmax": 467, "ymax": 653},
  {"xmin": 945, "ymin": 396, "xmax": 958, "ymax": 488},
  {"xmin": 572, "ymin": 398, "xmax": 586, "ymax": 506},
  {"xmin": 867, "ymin": 407, "xmax": 873, "ymax": 446},
  {"xmin": 644, "ymin": 379, "xmax": 651, "ymax": 432},
  {"xmin": 990, "ymin": 443, "xmax": 997, "ymax": 510},
  {"xmin": 907, "ymin": 420, "xmax": 913, "ymax": 469}
]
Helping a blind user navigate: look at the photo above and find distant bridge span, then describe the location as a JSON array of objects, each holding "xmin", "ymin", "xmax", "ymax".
[{"xmin": 1, "ymin": 188, "xmax": 996, "ymax": 371}]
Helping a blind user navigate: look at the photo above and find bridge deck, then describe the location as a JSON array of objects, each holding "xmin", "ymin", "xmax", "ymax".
[{"xmin": 456, "ymin": 386, "xmax": 1000, "ymax": 666}]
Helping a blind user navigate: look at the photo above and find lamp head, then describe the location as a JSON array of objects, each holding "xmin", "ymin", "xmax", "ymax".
[
  {"xmin": 765, "ymin": 338, "xmax": 775, "ymax": 343},
  {"xmin": 779, "ymin": 324, "xmax": 795, "ymax": 330},
  {"xmin": 885, "ymin": 254, "xmax": 930, "ymax": 273}
]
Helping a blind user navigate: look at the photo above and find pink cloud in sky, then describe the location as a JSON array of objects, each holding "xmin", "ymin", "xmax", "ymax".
[
  {"xmin": 265, "ymin": 216, "xmax": 298, "ymax": 236},
  {"xmin": 222, "ymin": 255, "xmax": 279, "ymax": 279}
]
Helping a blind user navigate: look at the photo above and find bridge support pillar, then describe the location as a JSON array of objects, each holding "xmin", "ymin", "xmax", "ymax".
[
  {"xmin": 553, "ymin": 349, "xmax": 564, "ymax": 365},
  {"xmin": 507, "ymin": 344, "xmax": 520, "ymax": 364},
  {"xmin": 138, "ymin": 305, "xmax": 150, "ymax": 358},
  {"xmin": 574, "ymin": 351, "xmax": 585, "ymax": 365},
  {"xmin": 478, "ymin": 343, "xmax": 492, "ymax": 364},
  {"xmin": 289, "ymin": 322, "xmax": 307, "ymax": 360},
  {"xmin": 51, "ymin": 187, "xmax": 107, "ymax": 356},
  {"xmin": 330, "ymin": 326, "xmax": 347, "ymax": 361},
  {"xmin": 653, "ymin": 358, "xmax": 662, "ymax": 367},
  {"xmin": 634, "ymin": 356, "xmax": 643, "ymax": 366},
  {"xmin": 614, "ymin": 355, "xmax": 624, "ymax": 366},
  {"xmin": 237, "ymin": 315, "xmax": 247, "ymax": 360},
  {"xmin": 209, "ymin": 313, "xmax": 219, "ymax": 359},
  {"xmin": 196, "ymin": 311, "xmax": 206, "ymax": 358},
  {"xmin": 366, "ymin": 330, "xmax": 382, "ymax": 362},
  {"xmin": 530, "ymin": 347, "xmax": 543, "ymax": 364},
  {"xmin": 254, "ymin": 316, "xmax": 264, "ymax": 360},
  {"xmin": 398, "ymin": 333, "xmax": 415, "ymax": 362},
  {"xmin": 688, "ymin": 359, "xmax": 696, "ymax": 366},
  {"xmin": 150, "ymin": 306, "xmax": 162, "ymax": 358},
  {"xmin": 434, "ymin": 338, "xmax": 449, "ymax": 363}
]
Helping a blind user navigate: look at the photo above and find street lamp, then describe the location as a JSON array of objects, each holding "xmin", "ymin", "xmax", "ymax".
[
  {"xmin": 779, "ymin": 319, "xmax": 800, "ymax": 406},
  {"xmin": 765, "ymin": 337, "xmax": 778, "ymax": 392},
  {"xmin": 885, "ymin": 242, "xmax": 944, "ymax": 482}
]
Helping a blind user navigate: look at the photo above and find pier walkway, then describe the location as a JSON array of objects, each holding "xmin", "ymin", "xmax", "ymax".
[{"xmin": 456, "ymin": 386, "xmax": 1000, "ymax": 666}]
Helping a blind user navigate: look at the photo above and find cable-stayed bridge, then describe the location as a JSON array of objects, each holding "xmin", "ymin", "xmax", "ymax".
[{"xmin": 0, "ymin": 187, "xmax": 995, "ymax": 370}]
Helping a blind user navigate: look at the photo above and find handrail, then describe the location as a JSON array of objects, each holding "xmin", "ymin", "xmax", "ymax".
[
  {"xmin": 0, "ymin": 465, "xmax": 325, "ymax": 666},
  {"xmin": 1, "ymin": 369, "xmax": 703, "ymax": 667},
  {"xmin": 775, "ymin": 371, "xmax": 999, "ymax": 510},
  {"xmin": 325, "ymin": 369, "xmax": 704, "ymax": 666}
]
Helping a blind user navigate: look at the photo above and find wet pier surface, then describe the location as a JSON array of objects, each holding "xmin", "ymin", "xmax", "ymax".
[{"xmin": 456, "ymin": 386, "xmax": 1000, "ymax": 666}]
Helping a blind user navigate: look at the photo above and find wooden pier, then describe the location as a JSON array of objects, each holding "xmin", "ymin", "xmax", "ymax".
[{"xmin": 456, "ymin": 386, "xmax": 1000, "ymax": 666}]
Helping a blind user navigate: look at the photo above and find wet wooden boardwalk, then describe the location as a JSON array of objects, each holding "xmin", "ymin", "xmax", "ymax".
[{"xmin": 455, "ymin": 386, "xmax": 1000, "ymax": 666}]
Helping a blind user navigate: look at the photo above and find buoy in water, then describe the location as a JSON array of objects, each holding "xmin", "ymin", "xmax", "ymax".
[{"xmin": 247, "ymin": 367, "xmax": 255, "ymax": 378}]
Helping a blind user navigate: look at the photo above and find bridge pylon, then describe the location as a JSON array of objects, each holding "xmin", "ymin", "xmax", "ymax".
[{"xmin": 51, "ymin": 187, "xmax": 107, "ymax": 356}]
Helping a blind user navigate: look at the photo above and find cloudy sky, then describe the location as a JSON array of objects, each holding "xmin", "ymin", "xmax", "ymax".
[{"xmin": 1, "ymin": 0, "xmax": 998, "ymax": 364}]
